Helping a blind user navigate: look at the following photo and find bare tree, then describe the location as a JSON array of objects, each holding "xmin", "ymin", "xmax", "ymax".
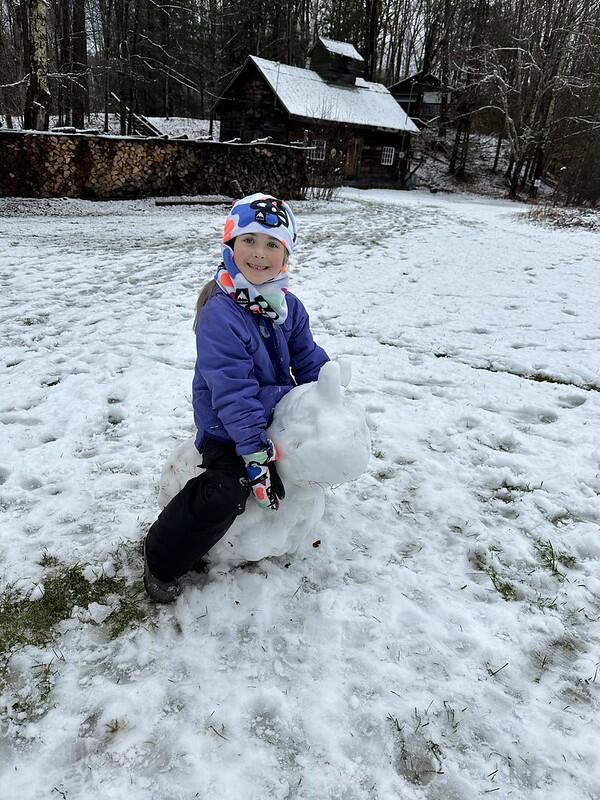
[
  {"xmin": 23, "ymin": 0, "xmax": 50, "ymax": 129},
  {"xmin": 71, "ymin": 0, "xmax": 89, "ymax": 127}
]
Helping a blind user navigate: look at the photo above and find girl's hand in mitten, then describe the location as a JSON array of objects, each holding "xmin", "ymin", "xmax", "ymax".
[{"xmin": 243, "ymin": 441, "xmax": 285, "ymax": 511}]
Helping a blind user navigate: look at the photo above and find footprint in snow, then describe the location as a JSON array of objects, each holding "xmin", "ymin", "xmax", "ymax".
[
  {"xmin": 510, "ymin": 342, "xmax": 539, "ymax": 350},
  {"xmin": 381, "ymin": 385, "xmax": 424, "ymax": 402},
  {"xmin": 75, "ymin": 446, "xmax": 97, "ymax": 459},
  {"xmin": 0, "ymin": 413, "xmax": 43, "ymax": 426},
  {"xmin": 511, "ymin": 406, "xmax": 559, "ymax": 425},
  {"xmin": 18, "ymin": 475, "xmax": 43, "ymax": 491},
  {"xmin": 557, "ymin": 394, "xmax": 586, "ymax": 409},
  {"xmin": 106, "ymin": 397, "xmax": 125, "ymax": 427},
  {"xmin": 391, "ymin": 724, "xmax": 443, "ymax": 786}
]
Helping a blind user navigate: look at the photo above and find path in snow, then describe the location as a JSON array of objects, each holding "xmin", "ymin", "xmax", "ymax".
[{"xmin": 0, "ymin": 190, "xmax": 599, "ymax": 799}]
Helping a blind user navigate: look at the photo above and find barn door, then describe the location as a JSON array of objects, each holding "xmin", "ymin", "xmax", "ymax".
[{"xmin": 345, "ymin": 137, "xmax": 362, "ymax": 178}]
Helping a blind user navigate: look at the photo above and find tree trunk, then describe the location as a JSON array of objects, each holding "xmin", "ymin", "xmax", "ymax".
[
  {"xmin": 509, "ymin": 158, "xmax": 524, "ymax": 198},
  {"xmin": 60, "ymin": 0, "xmax": 72, "ymax": 126},
  {"xmin": 0, "ymin": 85, "xmax": 13, "ymax": 127},
  {"xmin": 161, "ymin": 3, "xmax": 170, "ymax": 117},
  {"xmin": 102, "ymin": 0, "xmax": 113, "ymax": 133},
  {"xmin": 505, "ymin": 154, "xmax": 514, "ymax": 182},
  {"xmin": 449, "ymin": 120, "xmax": 465, "ymax": 174},
  {"xmin": 365, "ymin": 0, "xmax": 379, "ymax": 81},
  {"xmin": 456, "ymin": 118, "xmax": 471, "ymax": 177},
  {"xmin": 492, "ymin": 134, "xmax": 502, "ymax": 173},
  {"xmin": 71, "ymin": 0, "xmax": 89, "ymax": 128},
  {"xmin": 520, "ymin": 157, "xmax": 532, "ymax": 189},
  {"xmin": 23, "ymin": 0, "xmax": 50, "ymax": 130},
  {"xmin": 438, "ymin": 0, "xmax": 452, "ymax": 139},
  {"xmin": 528, "ymin": 146, "xmax": 544, "ymax": 197}
]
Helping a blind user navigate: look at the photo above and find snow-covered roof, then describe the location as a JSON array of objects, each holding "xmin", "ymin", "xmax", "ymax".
[
  {"xmin": 317, "ymin": 37, "xmax": 364, "ymax": 62},
  {"xmin": 388, "ymin": 72, "xmax": 448, "ymax": 91},
  {"xmin": 250, "ymin": 56, "xmax": 419, "ymax": 134}
]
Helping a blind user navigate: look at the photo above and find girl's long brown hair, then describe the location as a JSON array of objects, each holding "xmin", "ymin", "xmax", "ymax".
[{"xmin": 193, "ymin": 279, "xmax": 218, "ymax": 331}]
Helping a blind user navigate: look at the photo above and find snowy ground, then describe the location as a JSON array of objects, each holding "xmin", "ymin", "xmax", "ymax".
[
  {"xmin": 14, "ymin": 114, "xmax": 219, "ymax": 139},
  {"xmin": 1, "ymin": 188, "xmax": 599, "ymax": 799},
  {"xmin": 411, "ymin": 130, "xmax": 555, "ymax": 201}
]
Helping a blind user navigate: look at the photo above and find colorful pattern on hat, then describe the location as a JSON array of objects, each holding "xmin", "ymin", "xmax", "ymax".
[
  {"xmin": 223, "ymin": 193, "xmax": 298, "ymax": 254},
  {"xmin": 216, "ymin": 193, "xmax": 296, "ymax": 325},
  {"xmin": 215, "ymin": 244, "xmax": 289, "ymax": 324}
]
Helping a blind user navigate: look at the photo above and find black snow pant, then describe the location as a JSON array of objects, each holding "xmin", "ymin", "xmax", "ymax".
[{"xmin": 145, "ymin": 438, "xmax": 250, "ymax": 581}]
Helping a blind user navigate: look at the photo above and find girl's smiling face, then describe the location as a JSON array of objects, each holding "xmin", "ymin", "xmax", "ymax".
[{"xmin": 232, "ymin": 232, "xmax": 287, "ymax": 284}]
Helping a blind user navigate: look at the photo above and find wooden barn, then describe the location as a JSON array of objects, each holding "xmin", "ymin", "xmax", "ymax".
[
  {"xmin": 388, "ymin": 72, "xmax": 454, "ymax": 127},
  {"xmin": 213, "ymin": 37, "xmax": 419, "ymax": 188}
]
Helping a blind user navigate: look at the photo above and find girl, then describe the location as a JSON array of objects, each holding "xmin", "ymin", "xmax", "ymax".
[{"xmin": 144, "ymin": 193, "xmax": 329, "ymax": 602}]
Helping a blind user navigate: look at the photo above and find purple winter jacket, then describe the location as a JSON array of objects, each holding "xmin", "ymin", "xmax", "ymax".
[{"xmin": 193, "ymin": 287, "xmax": 329, "ymax": 456}]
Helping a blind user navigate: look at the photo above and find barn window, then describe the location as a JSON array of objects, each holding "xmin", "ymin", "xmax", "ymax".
[
  {"xmin": 381, "ymin": 146, "xmax": 395, "ymax": 165},
  {"xmin": 309, "ymin": 140, "xmax": 326, "ymax": 161}
]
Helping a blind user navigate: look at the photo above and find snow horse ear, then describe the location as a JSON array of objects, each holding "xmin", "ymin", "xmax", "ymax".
[
  {"xmin": 337, "ymin": 356, "xmax": 352, "ymax": 388},
  {"xmin": 316, "ymin": 360, "xmax": 342, "ymax": 405}
]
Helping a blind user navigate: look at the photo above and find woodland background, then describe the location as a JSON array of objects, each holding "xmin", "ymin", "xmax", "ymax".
[{"xmin": 1, "ymin": 0, "xmax": 599, "ymax": 204}]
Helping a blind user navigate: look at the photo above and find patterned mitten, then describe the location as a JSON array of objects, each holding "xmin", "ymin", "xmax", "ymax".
[{"xmin": 243, "ymin": 441, "xmax": 285, "ymax": 511}]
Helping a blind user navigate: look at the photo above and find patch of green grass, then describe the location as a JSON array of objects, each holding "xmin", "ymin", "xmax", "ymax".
[
  {"xmin": 106, "ymin": 591, "xmax": 148, "ymax": 637},
  {"xmin": 38, "ymin": 549, "xmax": 60, "ymax": 568},
  {"xmin": 1, "ymin": 548, "xmax": 150, "ymax": 726},
  {"xmin": 474, "ymin": 363, "xmax": 600, "ymax": 393},
  {"xmin": 487, "ymin": 568, "xmax": 518, "ymax": 601},
  {"xmin": 534, "ymin": 592, "xmax": 559, "ymax": 611},
  {"xmin": 492, "ymin": 479, "xmax": 543, "ymax": 504},
  {"xmin": 470, "ymin": 550, "xmax": 519, "ymax": 602},
  {"xmin": 1, "ymin": 549, "xmax": 149, "ymax": 659},
  {"xmin": 0, "ymin": 565, "xmax": 125, "ymax": 655},
  {"xmin": 535, "ymin": 539, "xmax": 576, "ymax": 580},
  {"xmin": 500, "ymin": 478, "xmax": 540, "ymax": 494},
  {"xmin": 9, "ymin": 658, "xmax": 60, "ymax": 720}
]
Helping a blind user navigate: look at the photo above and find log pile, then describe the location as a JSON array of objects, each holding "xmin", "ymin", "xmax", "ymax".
[{"xmin": 0, "ymin": 131, "xmax": 308, "ymax": 200}]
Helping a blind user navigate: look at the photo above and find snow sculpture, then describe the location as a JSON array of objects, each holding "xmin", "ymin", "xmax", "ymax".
[{"xmin": 157, "ymin": 360, "xmax": 370, "ymax": 565}]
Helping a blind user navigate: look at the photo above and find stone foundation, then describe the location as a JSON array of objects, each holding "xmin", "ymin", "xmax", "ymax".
[{"xmin": 0, "ymin": 131, "xmax": 307, "ymax": 199}]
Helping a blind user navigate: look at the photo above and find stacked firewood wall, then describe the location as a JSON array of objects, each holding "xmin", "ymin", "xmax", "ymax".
[{"xmin": 0, "ymin": 132, "xmax": 308, "ymax": 199}]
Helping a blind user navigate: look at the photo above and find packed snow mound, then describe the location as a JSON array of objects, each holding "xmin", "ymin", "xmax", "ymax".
[
  {"xmin": 157, "ymin": 438, "xmax": 203, "ymax": 509},
  {"xmin": 158, "ymin": 360, "xmax": 370, "ymax": 564},
  {"xmin": 268, "ymin": 358, "xmax": 366, "ymax": 487}
]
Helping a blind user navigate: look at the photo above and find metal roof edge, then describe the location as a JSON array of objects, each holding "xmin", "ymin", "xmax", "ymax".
[{"xmin": 287, "ymin": 112, "xmax": 419, "ymax": 135}]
